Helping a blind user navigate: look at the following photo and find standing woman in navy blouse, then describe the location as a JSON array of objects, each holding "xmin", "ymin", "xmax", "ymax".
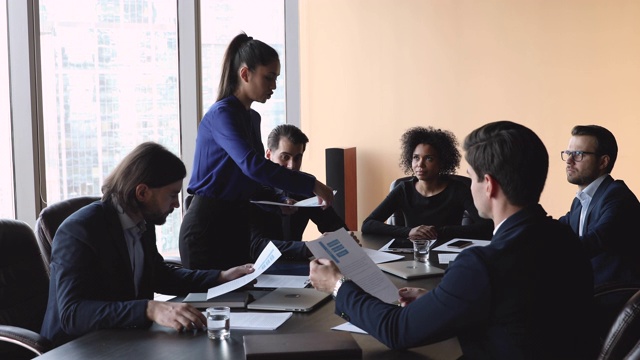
[{"xmin": 179, "ymin": 33, "xmax": 334, "ymax": 270}]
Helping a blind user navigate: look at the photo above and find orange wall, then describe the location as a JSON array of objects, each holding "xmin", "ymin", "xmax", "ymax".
[{"xmin": 297, "ymin": 0, "xmax": 640, "ymax": 239}]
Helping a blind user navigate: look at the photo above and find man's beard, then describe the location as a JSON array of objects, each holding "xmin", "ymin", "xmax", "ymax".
[
  {"xmin": 140, "ymin": 204, "xmax": 170, "ymax": 225},
  {"xmin": 567, "ymin": 173, "xmax": 596, "ymax": 187}
]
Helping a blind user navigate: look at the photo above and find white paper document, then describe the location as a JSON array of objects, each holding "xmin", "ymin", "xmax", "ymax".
[
  {"xmin": 306, "ymin": 228, "xmax": 399, "ymax": 304},
  {"xmin": 378, "ymin": 239, "xmax": 394, "ymax": 252},
  {"xmin": 206, "ymin": 242, "xmax": 282, "ymax": 299},
  {"xmin": 254, "ymin": 274, "xmax": 310, "ymax": 289},
  {"xmin": 363, "ymin": 247, "xmax": 404, "ymax": 264},
  {"xmin": 230, "ymin": 312, "xmax": 292, "ymax": 330},
  {"xmin": 153, "ymin": 293, "xmax": 176, "ymax": 302},
  {"xmin": 332, "ymin": 322, "xmax": 368, "ymax": 334},
  {"xmin": 438, "ymin": 253, "xmax": 458, "ymax": 264},
  {"xmin": 432, "ymin": 238, "xmax": 491, "ymax": 253},
  {"xmin": 250, "ymin": 190, "xmax": 337, "ymax": 208}
]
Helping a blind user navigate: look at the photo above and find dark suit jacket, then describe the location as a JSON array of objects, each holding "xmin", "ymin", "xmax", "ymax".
[
  {"xmin": 558, "ymin": 175, "xmax": 640, "ymax": 287},
  {"xmin": 335, "ymin": 205, "xmax": 596, "ymax": 359},
  {"xmin": 249, "ymin": 194, "xmax": 347, "ymax": 261},
  {"xmin": 41, "ymin": 200, "xmax": 221, "ymax": 346}
]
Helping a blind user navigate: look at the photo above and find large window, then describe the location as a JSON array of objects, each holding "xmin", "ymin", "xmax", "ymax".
[
  {"xmin": 0, "ymin": 0, "xmax": 15, "ymax": 218},
  {"xmin": 5, "ymin": 0, "xmax": 293, "ymax": 258},
  {"xmin": 39, "ymin": 0, "xmax": 181, "ymax": 255},
  {"xmin": 200, "ymin": 0, "xmax": 286, "ymax": 146}
]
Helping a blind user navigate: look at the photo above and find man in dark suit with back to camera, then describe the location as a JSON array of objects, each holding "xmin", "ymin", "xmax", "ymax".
[
  {"xmin": 309, "ymin": 121, "xmax": 596, "ymax": 359},
  {"xmin": 559, "ymin": 124, "xmax": 640, "ymax": 335},
  {"xmin": 249, "ymin": 124, "xmax": 355, "ymax": 263},
  {"xmin": 41, "ymin": 142, "xmax": 254, "ymax": 347}
]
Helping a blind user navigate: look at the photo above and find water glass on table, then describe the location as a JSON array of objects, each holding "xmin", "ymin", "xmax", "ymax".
[
  {"xmin": 206, "ymin": 306, "xmax": 230, "ymax": 340},
  {"xmin": 410, "ymin": 239, "xmax": 434, "ymax": 263}
]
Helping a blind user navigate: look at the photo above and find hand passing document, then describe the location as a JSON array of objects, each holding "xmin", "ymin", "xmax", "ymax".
[
  {"xmin": 251, "ymin": 190, "xmax": 338, "ymax": 208},
  {"xmin": 306, "ymin": 228, "xmax": 399, "ymax": 303},
  {"xmin": 206, "ymin": 242, "xmax": 281, "ymax": 299}
]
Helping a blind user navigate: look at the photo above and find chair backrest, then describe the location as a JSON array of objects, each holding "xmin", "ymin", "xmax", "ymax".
[
  {"xmin": 624, "ymin": 339, "xmax": 640, "ymax": 359},
  {"xmin": 184, "ymin": 194, "xmax": 194, "ymax": 212},
  {"xmin": 387, "ymin": 175, "xmax": 473, "ymax": 226},
  {"xmin": 0, "ymin": 219, "xmax": 49, "ymax": 331},
  {"xmin": 387, "ymin": 176, "xmax": 413, "ymax": 226},
  {"xmin": 599, "ymin": 287, "xmax": 640, "ymax": 359},
  {"xmin": 35, "ymin": 196, "xmax": 100, "ymax": 275},
  {"xmin": 0, "ymin": 219, "xmax": 51, "ymax": 359}
]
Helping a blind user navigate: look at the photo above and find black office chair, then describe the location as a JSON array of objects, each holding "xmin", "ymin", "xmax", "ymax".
[
  {"xmin": 184, "ymin": 194, "xmax": 194, "ymax": 212},
  {"xmin": 35, "ymin": 196, "xmax": 100, "ymax": 276},
  {"xmin": 153, "ymin": 193, "xmax": 192, "ymax": 269},
  {"xmin": 387, "ymin": 174, "xmax": 473, "ymax": 226},
  {"xmin": 598, "ymin": 286, "xmax": 640, "ymax": 359},
  {"xmin": 624, "ymin": 339, "xmax": 640, "ymax": 359},
  {"xmin": 36, "ymin": 196, "xmax": 183, "ymax": 271},
  {"xmin": 0, "ymin": 219, "xmax": 52, "ymax": 359},
  {"xmin": 386, "ymin": 176, "xmax": 412, "ymax": 226},
  {"xmin": 594, "ymin": 281, "xmax": 640, "ymax": 339}
]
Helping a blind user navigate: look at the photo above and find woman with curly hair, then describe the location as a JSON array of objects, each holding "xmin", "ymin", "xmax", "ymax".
[{"xmin": 362, "ymin": 126, "xmax": 492, "ymax": 241}]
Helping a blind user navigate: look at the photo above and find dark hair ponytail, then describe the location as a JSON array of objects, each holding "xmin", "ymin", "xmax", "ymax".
[{"xmin": 217, "ymin": 32, "xmax": 280, "ymax": 101}]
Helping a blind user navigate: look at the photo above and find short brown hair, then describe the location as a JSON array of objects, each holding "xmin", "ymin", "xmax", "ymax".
[{"xmin": 464, "ymin": 121, "xmax": 548, "ymax": 206}]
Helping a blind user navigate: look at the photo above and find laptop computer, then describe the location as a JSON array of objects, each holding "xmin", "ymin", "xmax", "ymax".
[
  {"xmin": 247, "ymin": 288, "xmax": 331, "ymax": 312},
  {"xmin": 378, "ymin": 260, "xmax": 445, "ymax": 279}
]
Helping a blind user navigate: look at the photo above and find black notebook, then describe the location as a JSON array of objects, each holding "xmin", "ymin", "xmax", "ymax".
[
  {"xmin": 243, "ymin": 332, "xmax": 362, "ymax": 359},
  {"xmin": 182, "ymin": 291, "xmax": 249, "ymax": 309}
]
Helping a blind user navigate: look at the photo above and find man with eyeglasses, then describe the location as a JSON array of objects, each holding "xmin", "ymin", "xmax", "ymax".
[{"xmin": 559, "ymin": 124, "xmax": 640, "ymax": 337}]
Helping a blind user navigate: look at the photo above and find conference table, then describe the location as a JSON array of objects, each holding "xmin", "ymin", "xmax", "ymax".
[{"xmin": 34, "ymin": 233, "xmax": 462, "ymax": 360}]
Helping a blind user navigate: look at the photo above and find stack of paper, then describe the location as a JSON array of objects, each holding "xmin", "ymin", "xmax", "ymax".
[{"xmin": 231, "ymin": 312, "xmax": 292, "ymax": 330}]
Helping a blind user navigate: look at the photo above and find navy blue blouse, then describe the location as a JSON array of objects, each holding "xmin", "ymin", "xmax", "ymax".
[{"xmin": 188, "ymin": 96, "xmax": 315, "ymax": 201}]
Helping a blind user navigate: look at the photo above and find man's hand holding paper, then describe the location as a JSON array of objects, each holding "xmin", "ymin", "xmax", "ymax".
[
  {"xmin": 206, "ymin": 242, "xmax": 282, "ymax": 299},
  {"xmin": 306, "ymin": 228, "xmax": 399, "ymax": 303}
]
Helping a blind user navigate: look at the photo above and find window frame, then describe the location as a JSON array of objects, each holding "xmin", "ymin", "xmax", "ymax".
[{"xmin": 6, "ymin": 0, "xmax": 299, "ymax": 229}]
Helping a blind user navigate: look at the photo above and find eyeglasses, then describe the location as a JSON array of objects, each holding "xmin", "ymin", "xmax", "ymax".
[{"xmin": 560, "ymin": 150, "xmax": 598, "ymax": 162}]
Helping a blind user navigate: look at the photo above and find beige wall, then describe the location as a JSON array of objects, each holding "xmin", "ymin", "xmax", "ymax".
[{"xmin": 297, "ymin": 0, "xmax": 640, "ymax": 239}]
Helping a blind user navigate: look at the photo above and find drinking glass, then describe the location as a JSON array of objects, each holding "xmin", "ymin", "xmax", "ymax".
[
  {"xmin": 206, "ymin": 306, "xmax": 230, "ymax": 340},
  {"xmin": 411, "ymin": 239, "xmax": 434, "ymax": 263}
]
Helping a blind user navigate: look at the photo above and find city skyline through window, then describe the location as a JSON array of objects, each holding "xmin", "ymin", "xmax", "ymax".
[
  {"xmin": 35, "ymin": 0, "xmax": 286, "ymax": 257},
  {"xmin": 39, "ymin": 0, "xmax": 183, "ymax": 255}
]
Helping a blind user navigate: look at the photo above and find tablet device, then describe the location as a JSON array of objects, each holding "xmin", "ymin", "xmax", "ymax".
[
  {"xmin": 247, "ymin": 288, "xmax": 331, "ymax": 312},
  {"xmin": 387, "ymin": 238, "xmax": 414, "ymax": 253},
  {"xmin": 447, "ymin": 239, "xmax": 474, "ymax": 249},
  {"xmin": 378, "ymin": 260, "xmax": 445, "ymax": 279}
]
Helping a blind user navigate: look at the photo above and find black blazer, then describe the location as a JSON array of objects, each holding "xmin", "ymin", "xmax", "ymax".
[
  {"xmin": 336, "ymin": 204, "xmax": 596, "ymax": 359},
  {"xmin": 41, "ymin": 200, "xmax": 221, "ymax": 346},
  {"xmin": 559, "ymin": 175, "xmax": 640, "ymax": 287}
]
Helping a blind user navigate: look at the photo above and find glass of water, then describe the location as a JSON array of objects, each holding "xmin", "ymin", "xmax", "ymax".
[
  {"xmin": 411, "ymin": 239, "xmax": 434, "ymax": 263},
  {"xmin": 206, "ymin": 306, "xmax": 230, "ymax": 340}
]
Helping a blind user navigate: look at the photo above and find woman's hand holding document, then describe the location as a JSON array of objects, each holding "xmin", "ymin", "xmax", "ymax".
[
  {"xmin": 251, "ymin": 190, "xmax": 338, "ymax": 208},
  {"xmin": 206, "ymin": 242, "xmax": 282, "ymax": 299},
  {"xmin": 306, "ymin": 228, "xmax": 399, "ymax": 303}
]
